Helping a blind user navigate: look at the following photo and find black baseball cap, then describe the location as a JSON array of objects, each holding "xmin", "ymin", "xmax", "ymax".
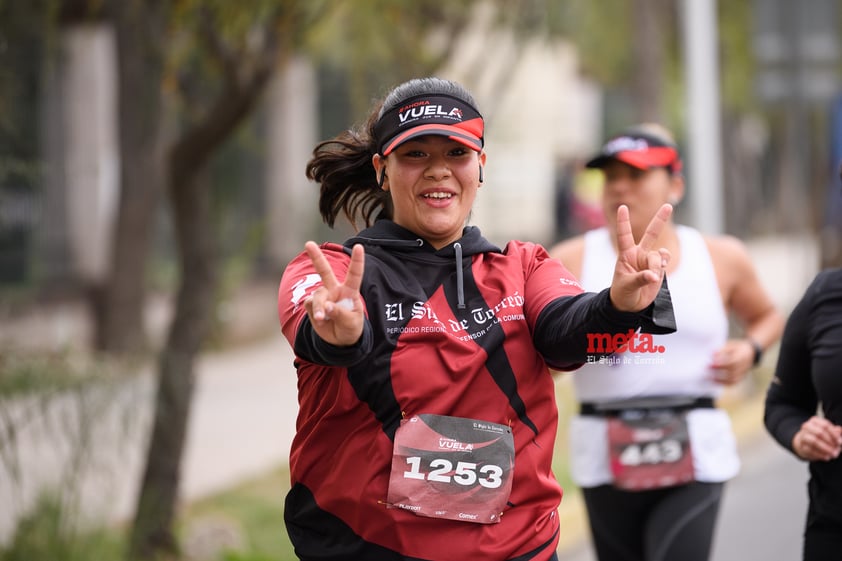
[
  {"xmin": 586, "ymin": 128, "xmax": 682, "ymax": 174},
  {"xmin": 374, "ymin": 93, "xmax": 484, "ymax": 156}
]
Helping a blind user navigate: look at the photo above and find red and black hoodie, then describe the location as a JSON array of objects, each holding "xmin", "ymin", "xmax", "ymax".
[{"xmin": 278, "ymin": 219, "xmax": 674, "ymax": 561}]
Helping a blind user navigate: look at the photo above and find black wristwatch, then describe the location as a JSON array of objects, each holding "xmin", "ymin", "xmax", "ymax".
[{"xmin": 748, "ymin": 338, "xmax": 763, "ymax": 366}]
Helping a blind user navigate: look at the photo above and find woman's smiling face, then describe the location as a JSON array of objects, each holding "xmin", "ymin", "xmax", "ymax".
[{"xmin": 374, "ymin": 135, "xmax": 486, "ymax": 249}]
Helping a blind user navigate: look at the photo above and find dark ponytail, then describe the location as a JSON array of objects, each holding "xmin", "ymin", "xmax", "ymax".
[{"xmin": 305, "ymin": 108, "xmax": 387, "ymax": 229}]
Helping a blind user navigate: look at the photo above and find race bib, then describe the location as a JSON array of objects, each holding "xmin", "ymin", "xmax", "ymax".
[
  {"xmin": 386, "ymin": 414, "xmax": 515, "ymax": 524},
  {"xmin": 607, "ymin": 409, "xmax": 694, "ymax": 491}
]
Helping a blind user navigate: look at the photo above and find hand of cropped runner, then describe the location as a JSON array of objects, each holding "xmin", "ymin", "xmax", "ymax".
[
  {"xmin": 303, "ymin": 241, "xmax": 365, "ymax": 346},
  {"xmin": 792, "ymin": 416, "xmax": 842, "ymax": 462},
  {"xmin": 609, "ymin": 204, "xmax": 673, "ymax": 312}
]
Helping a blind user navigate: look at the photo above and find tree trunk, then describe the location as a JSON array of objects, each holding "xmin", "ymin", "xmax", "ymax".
[
  {"xmin": 127, "ymin": 166, "xmax": 215, "ymax": 561},
  {"xmin": 95, "ymin": 0, "xmax": 168, "ymax": 354},
  {"xmin": 127, "ymin": 36, "xmax": 280, "ymax": 560}
]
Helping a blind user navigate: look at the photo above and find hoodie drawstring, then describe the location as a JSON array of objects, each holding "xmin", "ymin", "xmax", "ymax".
[{"xmin": 454, "ymin": 242, "xmax": 466, "ymax": 309}]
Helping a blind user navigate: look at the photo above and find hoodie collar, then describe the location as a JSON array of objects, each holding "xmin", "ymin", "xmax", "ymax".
[
  {"xmin": 345, "ymin": 220, "xmax": 501, "ymax": 310},
  {"xmin": 344, "ymin": 219, "xmax": 501, "ymax": 257}
]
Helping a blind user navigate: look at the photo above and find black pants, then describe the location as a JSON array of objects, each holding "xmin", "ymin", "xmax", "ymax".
[
  {"xmin": 581, "ymin": 481, "xmax": 723, "ymax": 561},
  {"xmin": 803, "ymin": 503, "xmax": 842, "ymax": 561}
]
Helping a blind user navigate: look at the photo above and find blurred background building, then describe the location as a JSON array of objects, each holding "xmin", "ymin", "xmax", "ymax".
[{"xmin": 1, "ymin": 0, "xmax": 840, "ymax": 308}]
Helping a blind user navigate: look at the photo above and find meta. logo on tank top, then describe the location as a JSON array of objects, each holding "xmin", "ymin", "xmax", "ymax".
[{"xmin": 586, "ymin": 329, "xmax": 667, "ymax": 366}]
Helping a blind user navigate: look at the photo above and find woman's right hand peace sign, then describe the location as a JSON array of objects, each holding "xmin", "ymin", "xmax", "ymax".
[
  {"xmin": 609, "ymin": 203, "xmax": 673, "ymax": 312},
  {"xmin": 302, "ymin": 241, "xmax": 366, "ymax": 347}
]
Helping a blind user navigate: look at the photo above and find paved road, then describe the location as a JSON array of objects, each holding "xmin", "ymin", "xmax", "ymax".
[{"xmin": 557, "ymin": 430, "xmax": 810, "ymax": 561}]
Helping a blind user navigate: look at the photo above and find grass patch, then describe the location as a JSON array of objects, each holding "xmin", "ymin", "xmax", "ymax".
[
  {"xmin": 0, "ymin": 493, "xmax": 125, "ymax": 561},
  {"xmin": 180, "ymin": 465, "xmax": 296, "ymax": 561}
]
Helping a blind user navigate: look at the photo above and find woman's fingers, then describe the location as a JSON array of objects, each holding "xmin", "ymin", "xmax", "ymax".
[
  {"xmin": 615, "ymin": 205, "xmax": 635, "ymax": 254},
  {"xmin": 303, "ymin": 288, "xmax": 326, "ymax": 321},
  {"xmin": 615, "ymin": 203, "xmax": 673, "ymax": 254},
  {"xmin": 304, "ymin": 241, "xmax": 338, "ymax": 291},
  {"xmin": 797, "ymin": 417, "xmax": 842, "ymax": 460},
  {"xmin": 304, "ymin": 241, "xmax": 365, "ymax": 294},
  {"xmin": 302, "ymin": 241, "xmax": 365, "ymax": 331},
  {"xmin": 636, "ymin": 204, "xmax": 673, "ymax": 253},
  {"xmin": 343, "ymin": 244, "xmax": 365, "ymax": 293},
  {"xmin": 644, "ymin": 248, "xmax": 664, "ymax": 282}
]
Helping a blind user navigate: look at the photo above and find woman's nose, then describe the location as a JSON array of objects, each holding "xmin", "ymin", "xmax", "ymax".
[
  {"xmin": 425, "ymin": 157, "xmax": 451, "ymax": 180},
  {"xmin": 605, "ymin": 177, "xmax": 631, "ymax": 194}
]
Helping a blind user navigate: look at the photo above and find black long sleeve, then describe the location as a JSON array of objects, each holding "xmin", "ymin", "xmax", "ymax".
[
  {"xmin": 294, "ymin": 318, "xmax": 374, "ymax": 366},
  {"xmin": 764, "ymin": 269, "xmax": 842, "ymax": 455},
  {"xmin": 534, "ymin": 279, "xmax": 676, "ymax": 371},
  {"xmin": 763, "ymin": 268, "xmax": 842, "ymax": 527}
]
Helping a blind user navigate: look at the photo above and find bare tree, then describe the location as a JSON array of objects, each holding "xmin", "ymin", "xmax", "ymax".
[
  {"xmin": 94, "ymin": 0, "xmax": 169, "ymax": 354},
  {"xmin": 126, "ymin": 8, "xmax": 287, "ymax": 557}
]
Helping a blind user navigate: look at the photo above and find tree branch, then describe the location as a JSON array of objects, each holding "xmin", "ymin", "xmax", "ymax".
[{"xmin": 169, "ymin": 21, "xmax": 281, "ymax": 187}]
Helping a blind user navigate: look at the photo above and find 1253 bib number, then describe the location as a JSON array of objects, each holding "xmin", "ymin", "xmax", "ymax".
[{"xmin": 387, "ymin": 414, "xmax": 514, "ymax": 524}]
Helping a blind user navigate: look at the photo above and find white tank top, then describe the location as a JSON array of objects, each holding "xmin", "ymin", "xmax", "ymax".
[
  {"xmin": 574, "ymin": 225, "xmax": 728, "ymax": 401},
  {"xmin": 567, "ymin": 225, "xmax": 740, "ymax": 486}
]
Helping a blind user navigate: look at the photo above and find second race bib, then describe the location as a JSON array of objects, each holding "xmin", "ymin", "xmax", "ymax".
[{"xmin": 607, "ymin": 409, "xmax": 694, "ymax": 491}]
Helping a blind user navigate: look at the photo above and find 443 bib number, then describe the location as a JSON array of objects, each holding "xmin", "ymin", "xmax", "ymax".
[
  {"xmin": 607, "ymin": 410, "xmax": 694, "ymax": 491},
  {"xmin": 617, "ymin": 438, "xmax": 683, "ymax": 467}
]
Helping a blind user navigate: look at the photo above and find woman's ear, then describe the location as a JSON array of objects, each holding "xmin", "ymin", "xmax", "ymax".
[
  {"xmin": 668, "ymin": 174, "xmax": 685, "ymax": 206},
  {"xmin": 372, "ymin": 154, "xmax": 388, "ymax": 190}
]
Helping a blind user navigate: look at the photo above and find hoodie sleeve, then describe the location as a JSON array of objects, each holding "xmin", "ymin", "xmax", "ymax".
[
  {"xmin": 519, "ymin": 241, "xmax": 675, "ymax": 370},
  {"xmin": 533, "ymin": 284, "xmax": 674, "ymax": 371},
  {"xmin": 294, "ymin": 317, "xmax": 374, "ymax": 366}
]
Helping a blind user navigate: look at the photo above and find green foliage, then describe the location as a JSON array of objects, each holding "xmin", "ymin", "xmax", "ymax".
[
  {"xmin": 552, "ymin": 0, "xmax": 637, "ymax": 86},
  {"xmin": 306, "ymin": 0, "xmax": 480, "ymax": 116},
  {"xmin": 0, "ymin": 351, "xmax": 97, "ymax": 397},
  {"xmin": 164, "ymin": 0, "xmax": 328, "ymax": 120},
  {"xmin": 0, "ymin": 493, "xmax": 124, "ymax": 561},
  {"xmin": 0, "ymin": 0, "xmax": 55, "ymax": 194}
]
